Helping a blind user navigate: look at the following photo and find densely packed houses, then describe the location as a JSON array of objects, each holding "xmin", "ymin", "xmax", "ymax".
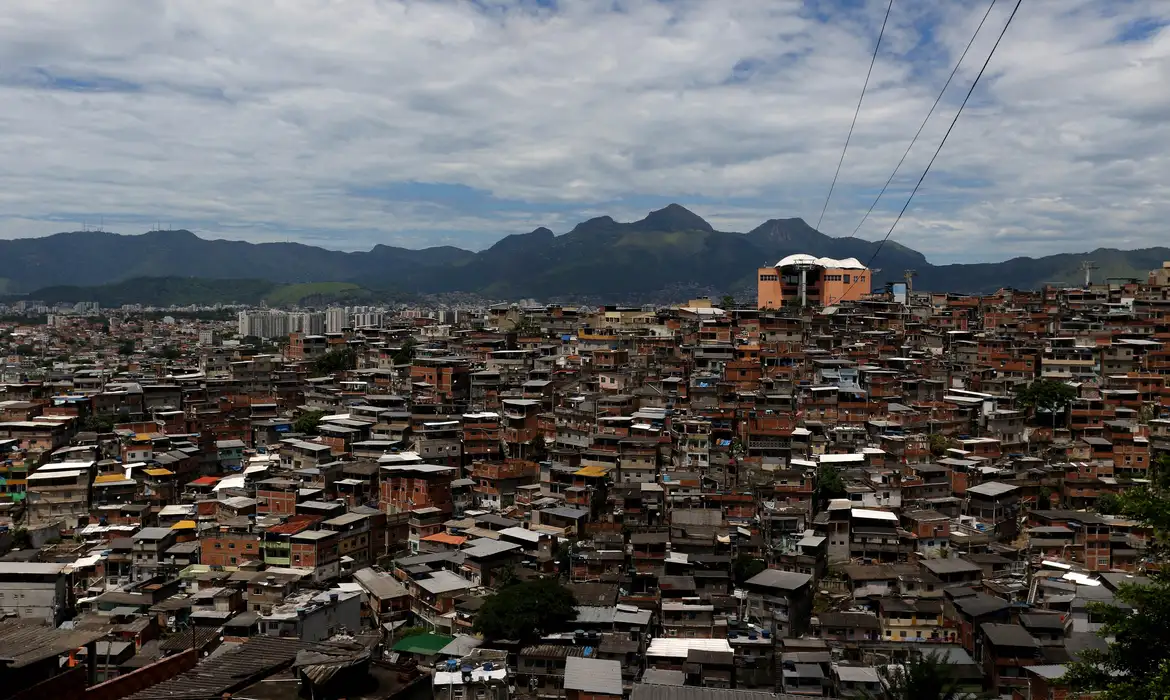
[{"xmin": 2, "ymin": 271, "xmax": 1170, "ymax": 699}]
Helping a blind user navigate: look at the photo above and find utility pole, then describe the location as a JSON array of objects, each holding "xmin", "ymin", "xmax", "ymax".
[
  {"xmin": 1080, "ymin": 260, "xmax": 1098, "ymax": 288},
  {"xmin": 903, "ymin": 269, "xmax": 917, "ymax": 296}
]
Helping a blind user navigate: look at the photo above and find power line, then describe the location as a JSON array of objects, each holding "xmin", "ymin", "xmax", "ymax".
[
  {"xmin": 845, "ymin": 0, "xmax": 1024, "ymax": 299},
  {"xmin": 814, "ymin": 0, "xmax": 895, "ymax": 232},
  {"xmin": 847, "ymin": 0, "xmax": 999, "ymax": 239}
]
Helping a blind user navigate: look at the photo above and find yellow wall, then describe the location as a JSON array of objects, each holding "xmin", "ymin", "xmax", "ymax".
[
  {"xmin": 757, "ymin": 267, "xmax": 784, "ymax": 309},
  {"xmin": 758, "ymin": 264, "xmax": 871, "ymax": 308},
  {"xmin": 819, "ymin": 267, "xmax": 870, "ymax": 305}
]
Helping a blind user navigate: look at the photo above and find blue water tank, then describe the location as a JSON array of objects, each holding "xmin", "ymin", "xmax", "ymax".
[
  {"xmin": 584, "ymin": 646, "xmax": 594, "ymax": 657},
  {"xmin": 484, "ymin": 662, "xmax": 494, "ymax": 671}
]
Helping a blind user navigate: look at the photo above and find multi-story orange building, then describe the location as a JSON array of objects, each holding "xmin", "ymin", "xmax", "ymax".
[
  {"xmin": 470, "ymin": 459, "xmax": 539, "ymax": 510},
  {"xmin": 379, "ymin": 463, "xmax": 457, "ymax": 514},
  {"xmin": 463, "ymin": 411, "xmax": 504, "ymax": 463},
  {"xmin": 410, "ymin": 357, "xmax": 470, "ymax": 402},
  {"xmin": 757, "ymin": 254, "xmax": 872, "ymax": 309},
  {"xmin": 200, "ymin": 523, "xmax": 261, "ymax": 568}
]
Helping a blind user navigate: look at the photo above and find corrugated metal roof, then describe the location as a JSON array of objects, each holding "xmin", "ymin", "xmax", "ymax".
[
  {"xmin": 125, "ymin": 637, "xmax": 311, "ymax": 700},
  {"xmin": 632, "ymin": 683, "xmax": 804, "ymax": 700},
  {"xmin": 645, "ymin": 638, "xmax": 733, "ymax": 659},
  {"xmin": 564, "ymin": 656, "xmax": 622, "ymax": 696},
  {"xmin": 0, "ymin": 622, "xmax": 107, "ymax": 668}
]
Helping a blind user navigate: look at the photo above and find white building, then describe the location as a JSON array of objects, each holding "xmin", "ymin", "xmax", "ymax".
[
  {"xmin": 325, "ymin": 307, "xmax": 348, "ymax": 334},
  {"xmin": 238, "ymin": 311, "xmax": 294, "ymax": 339},
  {"xmin": 0, "ymin": 562, "xmax": 70, "ymax": 625},
  {"xmin": 259, "ymin": 588, "xmax": 361, "ymax": 641}
]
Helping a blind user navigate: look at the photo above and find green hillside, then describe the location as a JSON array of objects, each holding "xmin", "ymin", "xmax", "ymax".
[
  {"xmin": 27, "ymin": 277, "xmax": 391, "ymax": 307},
  {"xmin": 262, "ymin": 282, "xmax": 367, "ymax": 306}
]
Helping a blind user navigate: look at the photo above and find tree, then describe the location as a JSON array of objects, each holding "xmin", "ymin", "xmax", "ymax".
[
  {"xmin": 720, "ymin": 294, "xmax": 737, "ymax": 310},
  {"xmin": 815, "ymin": 464, "xmax": 846, "ymax": 510},
  {"xmin": 81, "ymin": 412, "xmax": 118, "ymax": 433},
  {"xmin": 472, "ymin": 578, "xmax": 578, "ymax": 644},
  {"xmin": 313, "ymin": 348, "xmax": 356, "ymax": 374},
  {"xmin": 1065, "ymin": 481, "xmax": 1170, "ymax": 698},
  {"xmin": 11, "ymin": 528, "xmax": 31, "ymax": 549},
  {"xmin": 555, "ymin": 541, "xmax": 573, "ymax": 578},
  {"xmin": 294, "ymin": 410, "xmax": 327, "ymax": 435},
  {"xmin": 1094, "ymin": 492, "xmax": 1120, "ymax": 515},
  {"xmin": 928, "ymin": 433, "xmax": 950, "ymax": 457},
  {"xmin": 1015, "ymin": 379, "xmax": 1077, "ymax": 425},
  {"xmin": 1152, "ymin": 453, "xmax": 1170, "ymax": 491},
  {"xmin": 495, "ymin": 565, "xmax": 519, "ymax": 589},
  {"xmin": 160, "ymin": 346, "xmax": 182, "ymax": 361},
  {"xmin": 391, "ymin": 337, "xmax": 418, "ymax": 365},
  {"xmin": 524, "ymin": 435, "xmax": 549, "ymax": 462},
  {"xmin": 877, "ymin": 650, "xmax": 968, "ymax": 700},
  {"xmin": 1064, "ymin": 576, "xmax": 1170, "ymax": 699},
  {"xmin": 117, "ymin": 340, "xmax": 136, "ymax": 356},
  {"xmin": 589, "ymin": 478, "xmax": 608, "ymax": 515},
  {"xmin": 733, "ymin": 554, "xmax": 767, "ymax": 587}
]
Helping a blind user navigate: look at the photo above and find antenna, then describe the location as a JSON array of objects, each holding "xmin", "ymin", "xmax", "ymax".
[{"xmin": 1080, "ymin": 260, "xmax": 1098, "ymax": 288}]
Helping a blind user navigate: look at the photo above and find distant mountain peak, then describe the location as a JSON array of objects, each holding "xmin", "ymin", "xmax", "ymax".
[
  {"xmin": 569, "ymin": 215, "xmax": 618, "ymax": 235},
  {"xmin": 747, "ymin": 217, "xmax": 823, "ymax": 242},
  {"xmin": 632, "ymin": 203, "xmax": 713, "ymax": 233},
  {"xmin": 485, "ymin": 225, "xmax": 557, "ymax": 254}
]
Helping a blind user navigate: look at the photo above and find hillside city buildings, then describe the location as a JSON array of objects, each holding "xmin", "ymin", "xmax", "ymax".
[
  {"xmin": 2, "ymin": 261, "xmax": 1170, "ymax": 699},
  {"xmin": 237, "ymin": 307, "xmax": 409, "ymax": 339}
]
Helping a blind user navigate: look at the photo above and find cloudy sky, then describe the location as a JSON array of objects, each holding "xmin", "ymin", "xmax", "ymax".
[{"xmin": 0, "ymin": 0, "xmax": 1168, "ymax": 263}]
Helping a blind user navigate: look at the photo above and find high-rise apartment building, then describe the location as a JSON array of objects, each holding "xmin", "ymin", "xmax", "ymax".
[{"xmin": 325, "ymin": 307, "xmax": 348, "ymax": 334}]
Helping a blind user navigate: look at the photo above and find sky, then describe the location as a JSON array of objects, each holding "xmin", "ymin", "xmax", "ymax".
[{"xmin": 1, "ymin": 0, "xmax": 1169, "ymax": 264}]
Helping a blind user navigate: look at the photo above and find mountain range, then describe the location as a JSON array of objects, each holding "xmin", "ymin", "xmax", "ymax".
[{"xmin": 0, "ymin": 204, "xmax": 1163, "ymax": 303}]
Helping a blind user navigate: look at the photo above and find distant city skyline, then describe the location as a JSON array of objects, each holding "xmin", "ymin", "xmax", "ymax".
[{"xmin": 1, "ymin": 1, "xmax": 1169, "ymax": 264}]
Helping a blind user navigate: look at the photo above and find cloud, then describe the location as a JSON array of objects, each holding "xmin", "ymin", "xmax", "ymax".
[{"xmin": 0, "ymin": 0, "xmax": 1168, "ymax": 263}]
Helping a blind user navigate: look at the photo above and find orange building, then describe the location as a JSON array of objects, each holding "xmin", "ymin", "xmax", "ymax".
[{"xmin": 757, "ymin": 254, "xmax": 871, "ymax": 309}]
